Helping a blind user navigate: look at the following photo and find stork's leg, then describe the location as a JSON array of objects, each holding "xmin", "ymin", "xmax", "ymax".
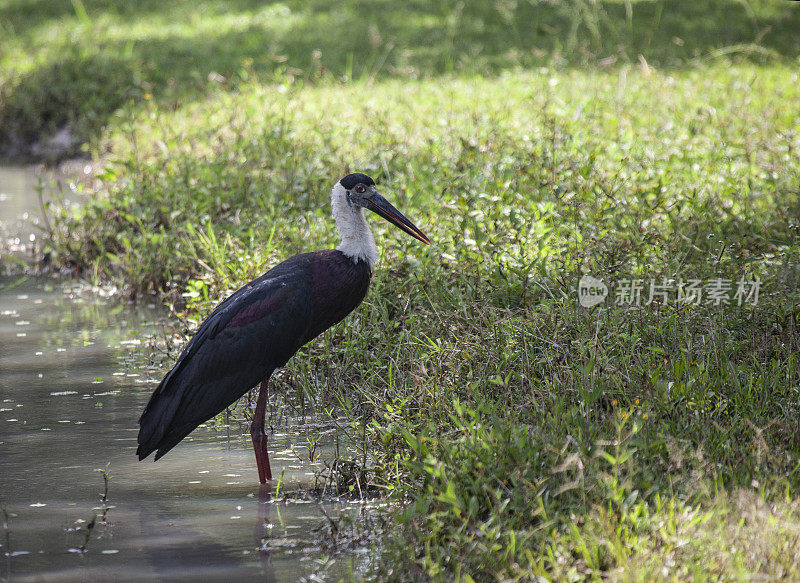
[{"xmin": 251, "ymin": 377, "xmax": 272, "ymax": 483}]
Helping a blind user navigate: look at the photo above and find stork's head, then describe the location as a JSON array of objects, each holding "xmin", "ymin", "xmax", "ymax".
[
  {"xmin": 331, "ymin": 172, "xmax": 429, "ymax": 267},
  {"xmin": 333, "ymin": 173, "xmax": 430, "ymax": 245}
]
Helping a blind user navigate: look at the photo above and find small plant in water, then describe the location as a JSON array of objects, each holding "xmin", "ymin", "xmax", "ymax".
[{"xmin": 67, "ymin": 465, "xmax": 112, "ymax": 554}]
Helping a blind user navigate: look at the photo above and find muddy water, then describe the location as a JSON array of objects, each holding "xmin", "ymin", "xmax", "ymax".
[{"xmin": 0, "ymin": 167, "xmax": 364, "ymax": 582}]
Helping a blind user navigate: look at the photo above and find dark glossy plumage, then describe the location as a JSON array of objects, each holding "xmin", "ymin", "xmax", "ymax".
[{"xmin": 136, "ymin": 249, "xmax": 371, "ymax": 461}]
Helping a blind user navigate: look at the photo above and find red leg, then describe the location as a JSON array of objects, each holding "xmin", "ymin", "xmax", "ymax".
[{"xmin": 250, "ymin": 377, "xmax": 272, "ymax": 483}]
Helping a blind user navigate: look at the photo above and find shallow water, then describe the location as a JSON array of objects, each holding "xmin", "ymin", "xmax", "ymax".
[
  {"xmin": 0, "ymin": 166, "xmax": 46, "ymax": 268},
  {"xmin": 0, "ymin": 167, "xmax": 365, "ymax": 582}
]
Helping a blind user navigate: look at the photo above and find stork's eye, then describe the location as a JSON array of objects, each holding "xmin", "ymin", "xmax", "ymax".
[{"xmin": 355, "ymin": 184, "xmax": 366, "ymax": 194}]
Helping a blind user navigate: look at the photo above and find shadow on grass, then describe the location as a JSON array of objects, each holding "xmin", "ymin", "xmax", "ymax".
[
  {"xmin": 0, "ymin": 51, "xmax": 138, "ymax": 159},
  {"xmin": 1, "ymin": 0, "xmax": 798, "ymax": 159}
]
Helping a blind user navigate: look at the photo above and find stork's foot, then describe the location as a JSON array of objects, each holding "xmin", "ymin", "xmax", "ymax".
[{"xmin": 251, "ymin": 428, "xmax": 273, "ymax": 484}]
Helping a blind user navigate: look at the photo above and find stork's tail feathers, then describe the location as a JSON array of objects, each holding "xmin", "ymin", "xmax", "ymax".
[
  {"xmin": 137, "ymin": 424, "xmax": 196, "ymax": 461},
  {"xmin": 136, "ymin": 377, "xmax": 184, "ymax": 461},
  {"xmin": 136, "ymin": 443, "xmax": 155, "ymax": 461}
]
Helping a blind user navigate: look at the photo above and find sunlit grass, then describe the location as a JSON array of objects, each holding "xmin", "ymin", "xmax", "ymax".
[{"xmin": 2, "ymin": 0, "xmax": 799, "ymax": 157}]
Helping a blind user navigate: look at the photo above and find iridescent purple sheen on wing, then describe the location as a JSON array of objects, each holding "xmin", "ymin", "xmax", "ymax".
[{"xmin": 226, "ymin": 289, "xmax": 290, "ymax": 328}]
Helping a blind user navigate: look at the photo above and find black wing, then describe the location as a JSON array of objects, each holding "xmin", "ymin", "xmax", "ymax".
[{"xmin": 137, "ymin": 255, "xmax": 315, "ymax": 461}]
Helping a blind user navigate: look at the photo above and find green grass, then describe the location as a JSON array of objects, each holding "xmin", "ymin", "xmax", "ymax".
[
  {"xmin": 1, "ymin": 0, "xmax": 799, "ymax": 156},
  {"xmin": 4, "ymin": 0, "xmax": 800, "ymax": 579}
]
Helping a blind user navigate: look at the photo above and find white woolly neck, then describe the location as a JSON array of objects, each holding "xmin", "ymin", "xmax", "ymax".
[{"xmin": 331, "ymin": 182, "xmax": 378, "ymax": 269}]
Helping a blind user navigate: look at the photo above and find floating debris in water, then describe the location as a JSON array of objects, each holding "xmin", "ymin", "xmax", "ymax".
[
  {"xmin": 29, "ymin": 502, "xmax": 46, "ymax": 507},
  {"xmin": 50, "ymin": 391, "xmax": 78, "ymax": 396},
  {"xmin": 101, "ymin": 549, "xmax": 119, "ymax": 554}
]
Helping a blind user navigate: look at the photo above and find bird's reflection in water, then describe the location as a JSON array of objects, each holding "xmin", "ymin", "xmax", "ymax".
[
  {"xmin": 133, "ymin": 482, "xmax": 284, "ymax": 582},
  {"xmin": 137, "ymin": 502, "xmax": 264, "ymax": 582},
  {"xmin": 256, "ymin": 485, "xmax": 277, "ymax": 583}
]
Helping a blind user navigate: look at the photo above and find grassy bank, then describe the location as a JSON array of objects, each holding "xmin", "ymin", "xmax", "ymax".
[{"xmin": 5, "ymin": 0, "xmax": 800, "ymax": 579}]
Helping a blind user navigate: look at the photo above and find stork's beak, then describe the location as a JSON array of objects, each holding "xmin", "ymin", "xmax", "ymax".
[{"xmin": 365, "ymin": 190, "xmax": 431, "ymax": 245}]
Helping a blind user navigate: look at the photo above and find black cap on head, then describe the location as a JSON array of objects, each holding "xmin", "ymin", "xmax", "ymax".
[{"xmin": 340, "ymin": 173, "xmax": 375, "ymax": 190}]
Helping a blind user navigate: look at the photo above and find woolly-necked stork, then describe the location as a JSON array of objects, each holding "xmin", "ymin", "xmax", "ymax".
[{"xmin": 136, "ymin": 173, "xmax": 429, "ymax": 483}]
